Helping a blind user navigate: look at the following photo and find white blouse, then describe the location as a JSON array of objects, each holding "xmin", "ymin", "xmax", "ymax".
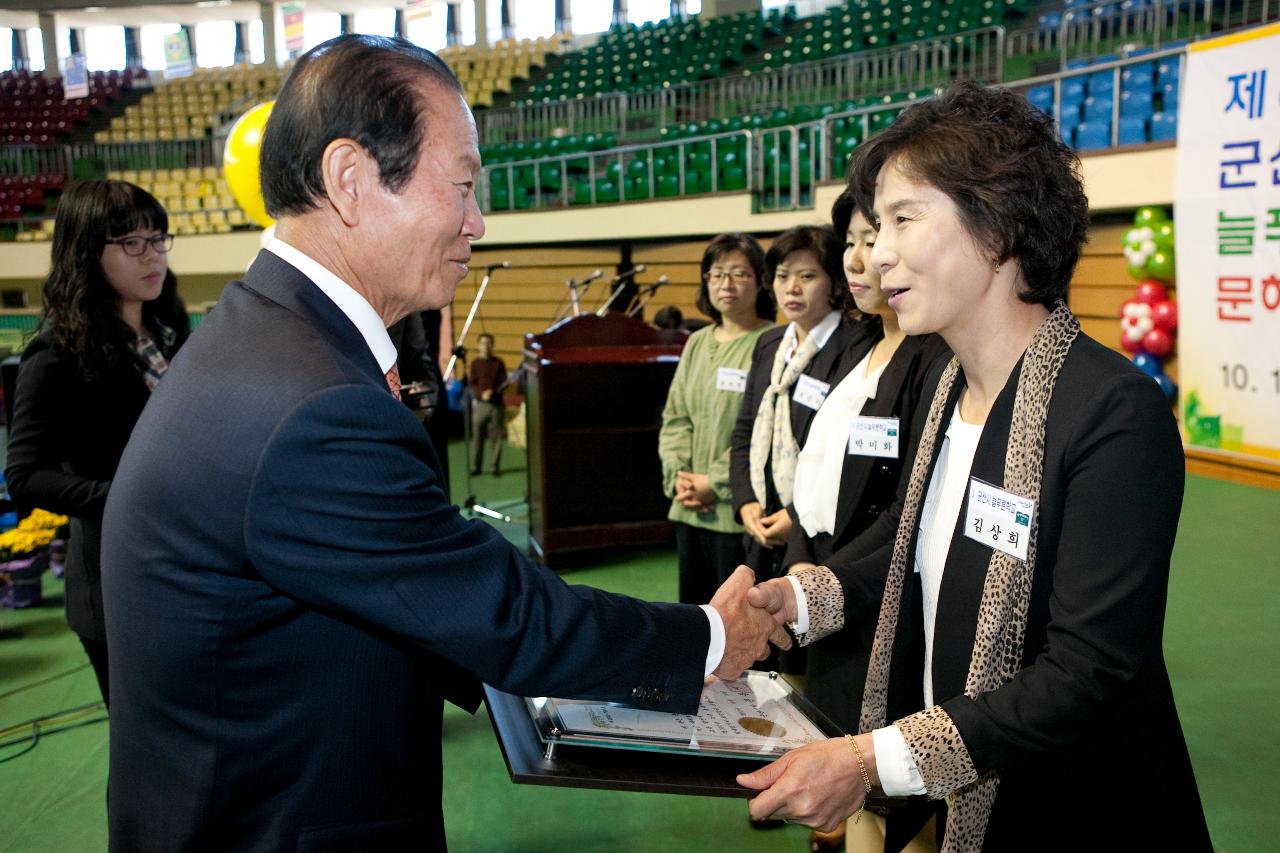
[{"xmin": 792, "ymin": 349, "xmax": 888, "ymax": 538}]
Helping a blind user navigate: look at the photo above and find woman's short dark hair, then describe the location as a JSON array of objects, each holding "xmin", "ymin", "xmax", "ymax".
[
  {"xmin": 260, "ymin": 34, "xmax": 462, "ymax": 218},
  {"xmin": 765, "ymin": 224, "xmax": 851, "ymax": 313},
  {"xmin": 847, "ymin": 80, "xmax": 1089, "ymax": 308},
  {"xmin": 696, "ymin": 232, "xmax": 773, "ymax": 324},
  {"xmin": 40, "ymin": 179, "xmax": 189, "ymax": 379}
]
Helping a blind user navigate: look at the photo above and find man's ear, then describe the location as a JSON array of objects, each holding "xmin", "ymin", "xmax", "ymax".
[{"xmin": 320, "ymin": 138, "xmax": 368, "ymax": 227}]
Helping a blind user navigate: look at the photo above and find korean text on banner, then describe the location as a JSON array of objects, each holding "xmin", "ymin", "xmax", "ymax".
[{"xmin": 1174, "ymin": 23, "xmax": 1280, "ymax": 463}]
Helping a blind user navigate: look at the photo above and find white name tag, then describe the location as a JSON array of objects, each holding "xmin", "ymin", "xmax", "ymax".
[
  {"xmin": 792, "ymin": 374, "xmax": 831, "ymax": 410},
  {"xmin": 848, "ymin": 416, "xmax": 900, "ymax": 458},
  {"xmin": 964, "ymin": 478, "xmax": 1035, "ymax": 561},
  {"xmin": 716, "ymin": 367, "xmax": 747, "ymax": 393}
]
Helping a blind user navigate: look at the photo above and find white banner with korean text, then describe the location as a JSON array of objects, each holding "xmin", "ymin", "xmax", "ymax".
[{"xmin": 1175, "ymin": 23, "xmax": 1280, "ymax": 463}]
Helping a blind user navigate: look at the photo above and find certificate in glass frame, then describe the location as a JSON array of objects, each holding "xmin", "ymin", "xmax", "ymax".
[{"xmin": 525, "ymin": 670, "xmax": 840, "ymax": 761}]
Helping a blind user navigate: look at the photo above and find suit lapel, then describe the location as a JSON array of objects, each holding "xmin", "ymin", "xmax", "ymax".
[{"xmin": 241, "ymin": 250, "xmax": 387, "ymax": 391}]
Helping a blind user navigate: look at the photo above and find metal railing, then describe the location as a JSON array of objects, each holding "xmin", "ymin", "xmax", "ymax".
[
  {"xmin": 0, "ymin": 139, "xmax": 220, "ymax": 180},
  {"xmin": 1011, "ymin": 46, "xmax": 1186, "ymax": 150},
  {"xmin": 1005, "ymin": 0, "xmax": 1277, "ymax": 70},
  {"xmin": 481, "ymin": 129, "xmax": 753, "ymax": 210},
  {"xmin": 475, "ymin": 26, "xmax": 1006, "ymax": 144}
]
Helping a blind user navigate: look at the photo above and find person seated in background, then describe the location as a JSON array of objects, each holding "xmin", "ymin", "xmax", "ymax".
[
  {"xmin": 652, "ymin": 304, "xmax": 684, "ymax": 330},
  {"xmin": 738, "ymin": 80, "xmax": 1211, "ymax": 852},
  {"xmin": 6, "ymin": 179, "xmax": 189, "ymax": 709},
  {"xmin": 468, "ymin": 331, "xmax": 507, "ymax": 476}
]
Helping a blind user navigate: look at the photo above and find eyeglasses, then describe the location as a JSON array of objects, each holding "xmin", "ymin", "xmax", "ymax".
[
  {"xmin": 105, "ymin": 233, "xmax": 174, "ymax": 257},
  {"xmin": 705, "ymin": 269, "xmax": 754, "ymax": 284}
]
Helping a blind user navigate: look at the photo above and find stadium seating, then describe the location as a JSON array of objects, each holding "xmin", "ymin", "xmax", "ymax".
[{"xmin": 98, "ymin": 65, "xmax": 282, "ymax": 143}]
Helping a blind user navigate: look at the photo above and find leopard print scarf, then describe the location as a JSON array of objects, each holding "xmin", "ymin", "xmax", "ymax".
[{"xmin": 858, "ymin": 301, "xmax": 1079, "ymax": 852}]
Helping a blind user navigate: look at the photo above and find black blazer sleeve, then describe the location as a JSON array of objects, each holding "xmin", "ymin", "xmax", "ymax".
[
  {"xmin": 5, "ymin": 339, "xmax": 112, "ymax": 518},
  {"xmin": 729, "ymin": 333, "xmax": 772, "ymax": 517},
  {"xmin": 943, "ymin": 370, "xmax": 1185, "ymax": 774},
  {"xmin": 244, "ymin": 383, "xmax": 710, "ymax": 713}
]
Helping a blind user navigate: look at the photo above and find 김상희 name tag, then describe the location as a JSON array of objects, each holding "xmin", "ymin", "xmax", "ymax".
[
  {"xmin": 792, "ymin": 374, "xmax": 831, "ymax": 410},
  {"xmin": 964, "ymin": 478, "xmax": 1035, "ymax": 561},
  {"xmin": 848, "ymin": 416, "xmax": 900, "ymax": 458},
  {"xmin": 716, "ymin": 367, "xmax": 747, "ymax": 393}
]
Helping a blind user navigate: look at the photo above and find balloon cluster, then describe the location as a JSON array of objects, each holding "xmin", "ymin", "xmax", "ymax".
[
  {"xmin": 222, "ymin": 101, "xmax": 275, "ymax": 229},
  {"xmin": 1119, "ymin": 206, "xmax": 1177, "ymax": 402}
]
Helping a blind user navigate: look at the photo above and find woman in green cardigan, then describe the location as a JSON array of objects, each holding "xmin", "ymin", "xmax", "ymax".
[{"xmin": 659, "ymin": 233, "xmax": 775, "ymax": 604}]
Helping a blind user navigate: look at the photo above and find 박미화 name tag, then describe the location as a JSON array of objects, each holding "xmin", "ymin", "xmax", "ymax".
[
  {"xmin": 964, "ymin": 478, "xmax": 1035, "ymax": 561},
  {"xmin": 848, "ymin": 416, "xmax": 900, "ymax": 458},
  {"xmin": 792, "ymin": 374, "xmax": 831, "ymax": 410},
  {"xmin": 716, "ymin": 367, "xmax": 747, "ymax": 393}
]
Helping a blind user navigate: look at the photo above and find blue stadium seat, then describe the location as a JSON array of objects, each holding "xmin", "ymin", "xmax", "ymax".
[
  {"xmin": 1149, "ymin": 111, "xmax": 1177, "ymax": 142},
  {"xmin": 1122, "ymin": 63, "xmax": 1156, "ymax": 93},
  {"xmin": 1156, "ymin": 58, "xmax": 1181, "ymax": 82},
  {"xmin": 1027, "ymin": 84, "xmax": 1054, "ymax": 115},
  {"xmin": 1087, "ymin": 71, "xmax": 1116, "ymax": 95},
  {"xmin": 1074, "ymin": 121, "xmax": 1111, "ymax": 151},
  {"xmin": 1084, "ymin": 95, "xmax": 1114, "ymax": 122},
  {"xmin": 1119, "ymin": 89, "xmax": 1155, "ymax": 120},
  {"xmin": 1118, "ymin": 116, "xmax": 1148, "ymax": 146}
]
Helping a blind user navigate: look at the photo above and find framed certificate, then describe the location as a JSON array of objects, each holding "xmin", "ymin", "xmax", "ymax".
[{"xmin": 526, "ymin": 671, "xmax": 839, "ymax": 761}]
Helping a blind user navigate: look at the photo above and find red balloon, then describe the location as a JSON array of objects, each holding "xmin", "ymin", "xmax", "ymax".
[
  {"xmin": 1135, "ymin": 280, "xmax": 1168, "ymax": 304},
  {"xmin": 1120, "ymin": 333, "xmax": 1143, "ymax": 353},
  {"xmin": 1152, "ymin": 299, "xmax": 1178, "ymax": 333},
  {"xmin": 1142, "ymin": 327, "xmax": 1173, "ymax": 358}
]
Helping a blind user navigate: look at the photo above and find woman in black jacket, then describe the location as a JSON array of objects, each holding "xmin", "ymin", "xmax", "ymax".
[{"xmin": 7, "ymin": 180, "xmax": 189, "ymax": 707}]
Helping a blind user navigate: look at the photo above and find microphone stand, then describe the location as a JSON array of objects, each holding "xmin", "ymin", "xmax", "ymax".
[
  {"xmin": 625, "ymin": 277, "xmax": 669, "ymax": 318},
  {"xmin": 595, "ymin": 266, "xmax": 646, "ymax": 316},
  {"xmin": 445, "ymin": 264, "xmax": 514, "ymax": 524}
]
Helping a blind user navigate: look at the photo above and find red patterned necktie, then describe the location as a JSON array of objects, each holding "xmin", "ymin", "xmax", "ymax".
[{"xmin": 385, "ymin": 364, "xmax": 402, "ymax": 399}]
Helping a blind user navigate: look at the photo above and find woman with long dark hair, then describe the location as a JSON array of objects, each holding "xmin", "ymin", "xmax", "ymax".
[{"xmin": 7, "ymin": 179, "xmax": 189, "ymax": 707}]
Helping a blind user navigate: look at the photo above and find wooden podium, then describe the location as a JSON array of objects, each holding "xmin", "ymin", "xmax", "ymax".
[{"xmin": 523, "ymin": 313, "xmax": 688, "ymax": 565}]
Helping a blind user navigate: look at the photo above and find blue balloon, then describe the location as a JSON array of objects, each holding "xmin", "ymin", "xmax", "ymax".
[
  {"xmin": 1155, "ymin": 373, "xmax": 1177, "ymax": 402},
  {"xmin": 1133, "ymin": 353, "xmax": 1161, "ymax": 377}
]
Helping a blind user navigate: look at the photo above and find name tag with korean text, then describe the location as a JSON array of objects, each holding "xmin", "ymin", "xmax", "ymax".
[
  {"xmin": 792, "ymin": 374, "xmax": 831, "ymax": 410},
  {"xmin": 964, "ymin": 478, "xmax": 1035, "ymax": 561},
  {"xmin": 716, "ymin": 367, "xmax": 747, "ymax": 393},
  {"xmin": 848, "ymin": 416, "xmax": 900, "ymax": 458}
]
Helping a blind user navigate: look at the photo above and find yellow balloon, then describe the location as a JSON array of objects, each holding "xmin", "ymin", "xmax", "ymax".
[{"xmin": 222, "ymin": 101, "xmax": 274, "ymax": 229}]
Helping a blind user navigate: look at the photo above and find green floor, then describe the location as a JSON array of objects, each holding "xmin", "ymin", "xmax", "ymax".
[{"xmin": 1, "ymin": 440, "xmax": 1277, "ymax": 852}]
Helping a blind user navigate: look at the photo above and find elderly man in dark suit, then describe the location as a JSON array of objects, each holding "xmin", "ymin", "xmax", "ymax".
[{"xmin": 101, "ymin": 35, "xmax": 777, "ymax": 852}]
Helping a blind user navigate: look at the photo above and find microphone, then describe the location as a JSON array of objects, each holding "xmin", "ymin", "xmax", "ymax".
[
  {"xmin": 644, "ymin": 274, "xmax": 670, "ymax": 294},
  {"xmin": 609, "ymin": 263, "xmax": 647, "ymax": 285},
  {"xmin": 579, "ymin": 269, "xmax": 604, "ymax": 286},
  {"xmin": 485, "ymin": 261, "xmax": 512, "ymax": 271}
]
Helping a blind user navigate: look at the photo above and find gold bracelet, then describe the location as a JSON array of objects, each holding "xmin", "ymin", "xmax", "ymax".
[{"xmin": 844, "ymin": 734, "xmax": 873, "ymax": 824}]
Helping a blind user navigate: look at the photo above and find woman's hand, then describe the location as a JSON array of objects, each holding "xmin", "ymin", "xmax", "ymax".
[
  {"xmin": 758, "ymin": 507, "xmax": 792, "ymax": 546},
  {"xmin": 739, "ymin": 501, "xmax": 770, "ymax": 545},
  {"xmin": 675, "ymin": 471, "xmax": 715, "ymax": 511},
  {"xmin": 736, "ymin": 734, "xmax": 877, "ymax": 832}
]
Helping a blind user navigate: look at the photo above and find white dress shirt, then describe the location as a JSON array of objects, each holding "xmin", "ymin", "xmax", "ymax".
[
  {"xmin": 780, "ymin": 310, "xmax": 841, "ymax": 362},
  {"xmin": 265, "ymin": 239, "xmax": 728, "ymax": 675}
]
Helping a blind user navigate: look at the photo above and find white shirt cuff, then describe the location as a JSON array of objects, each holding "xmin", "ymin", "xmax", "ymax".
[
  {"xmin": 872, "ymin": 725, "xmax": 927, "ymax": 797},
  {"xmin": 786, "ymin": 574, "xmax": 809, "ymax": 636},
  {"xmin": 700, "ymin": 604, "xmax": 725, "ymax": 677}
]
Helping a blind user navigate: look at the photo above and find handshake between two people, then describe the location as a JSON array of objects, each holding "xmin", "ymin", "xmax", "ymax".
[
  {"xmin": 708, "ymin": 569, "xmax": 878, "ymax": 830},
  {"xmin": 706, "ymin": 566, "xmax": 799, "ymax": 682}
]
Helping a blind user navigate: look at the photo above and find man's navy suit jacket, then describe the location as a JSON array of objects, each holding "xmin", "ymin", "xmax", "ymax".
[{"xmin": 102, "ymin": 251, "xmax": 708, "ymax": 852}]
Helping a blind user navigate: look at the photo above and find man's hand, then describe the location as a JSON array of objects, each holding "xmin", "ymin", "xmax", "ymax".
[
  {"xmin": 739, "ymin": 501, "xmax": 770, "ymax": 547},
  {"xmin": 710, "ymin": 566, "xmax": 791, "ymax": 680},
  {"xmin": 757, "ymin": 508, "xmax": 792, "ymax": 546},
  {"xmin": 736, "ymin": 734, "xmax": 877, "ymax": 831},
  {"xmin": 747, "ymin": 576, "xmax": 799, "ymax": 626},
  {"xmin": 480, "ymin": 389, "xmax": 493, "ymax": 402}
]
